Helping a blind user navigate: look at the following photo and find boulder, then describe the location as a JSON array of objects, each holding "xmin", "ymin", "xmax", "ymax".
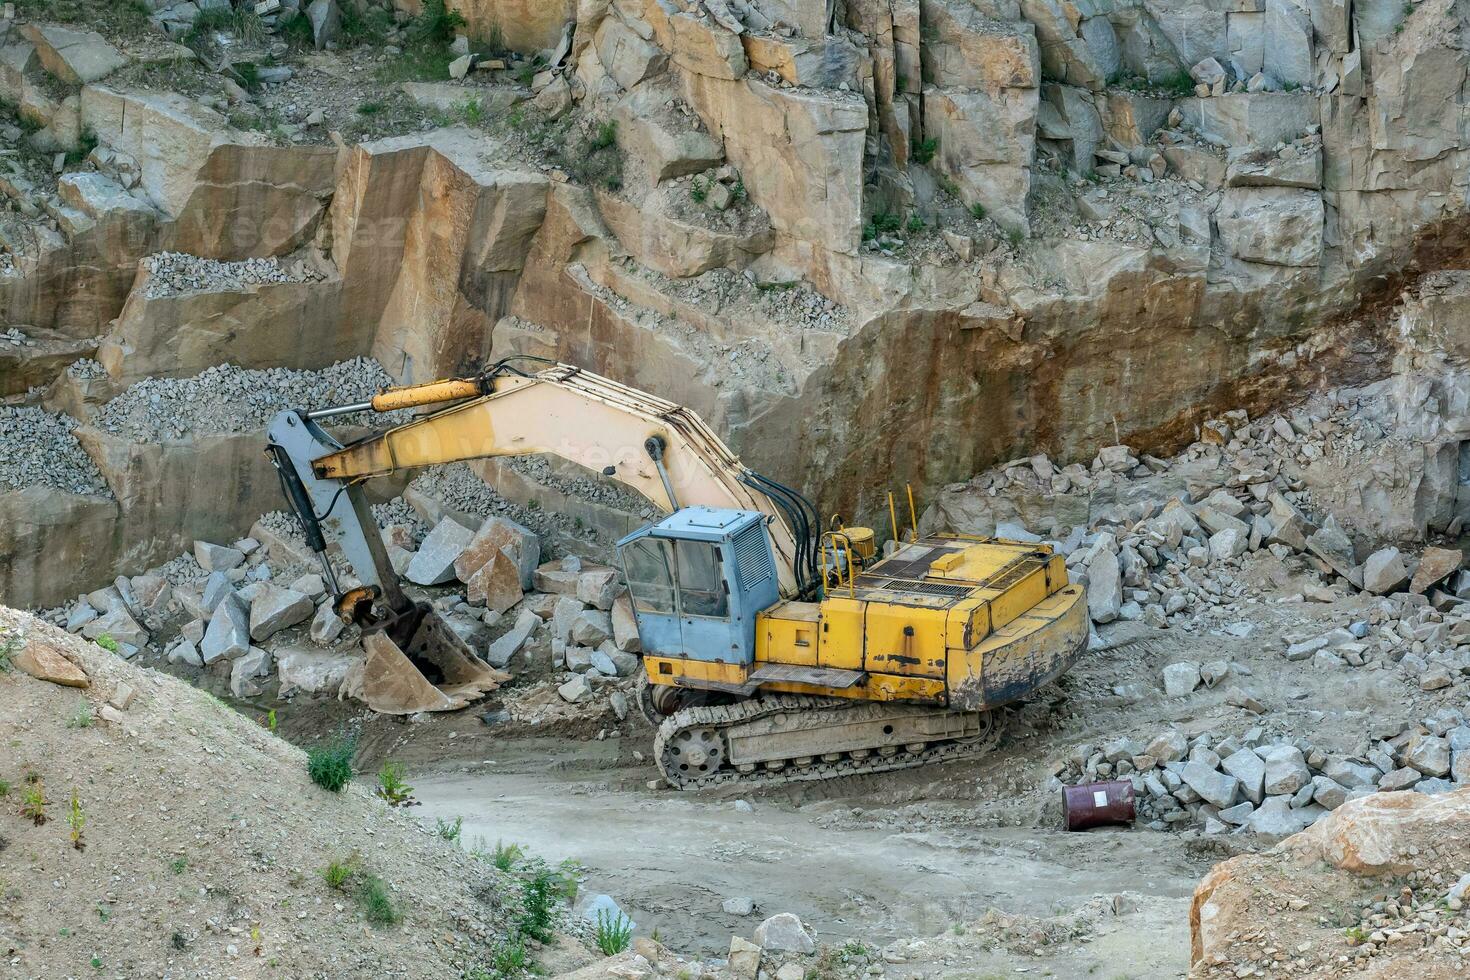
[
  {"xmin": 275, "ymin": 647, "xmax": 359, "ymax": 696},
  {"xmin": 1311, "ymin": 776, "xmax": 1348, "ymax": 810},
  {"xmin": 534, "ymin": 558, "xmax": 582, "ymax": 594},
  {"xmin": 558, "ymin": 674, "xmax": 592, "ymax": 703},
  {"xmin": 1162, "ymin": 661, "xmax": 1201, "ymax": 697},
  {"xmin": 229, "ymin": 646, "xmax": 273, "ymax": 698},
  {"xmin": 1182, "ymin": 761, "xmax": 1240, "ymax": 809},
  {"xmin": 594, "ymin": 14, "xmax": 667, "ymax": 90},
  {"xmin": 466, "ymin": 550, "xmax": 525, "ymax": 614},
  {"xmin": 572, "ymin": 609, "xmax": 613, "ymax": 648},
  {"xmin": 1222, "ymin": 749, "xmax": 1266, "ymax": 805},
  {"xmin": 13, "ymin": 637, "xmax": 89, "ymax": 688},
  {"xmin": 486, "ymin": 609, "xmax": 540, "ymax": 669},
  {"xmin": 1258, "ymin": 744, "xmax": 1311, "ymax": 796},
  {"xmin": 1410, "ymin": 547, "xmax": 1462, "ymax": 594},
  {"xmin": 194, "ymin": 540, "xmax": 245, "ymax": 573},
  {"xmin": 551, "ymin": 595, "xmax": 586, "ymax": 644},
  {"xmin": 1208, "ymin": 527, "xmax": 1247, "ymax": 562},
  {"xmin": 1403, "ymin": 735, "xmax": 1451, "ymax": 777},
  {"xmin": 454, "ymin": 515, "xmax": 541, "ymax": 590},
  {"xmin": 576, "ymin": 566, "xmax": 621, "ymax": 610},
  {"xmin": 611, "ymin": 594, "xmax": 642, "ymax": 653},
  {"xmin": 248, "ymin": 585, "xmax": 314, "ymax": 642},
  {"xmin": 20, "ymin": 24, "xmax": 128, "ymax": 85},
  {"xmin": 753, "ymin": 912, "xmax": 814, "ymax": 953},
  {"xmin": 1247, "ymin": 795, "xmax": 1319, "ymax": 836},
  {"xmin": 405, "ymin": 518, "xmax": 475, "ymax": 586},
  {"xmin": 1361, "ymin": 547, "xmax": 1409, "ymax": 595},
  {"xmin": 728, "ymin": 936, "xmax": 762, "ymax": 980},
  {"xmin": 306, "ymin": 0, "xmax": 341, "ymax": 49},
  {"xmin": 309, "ymin": 602, "xmax": 346, "ymax": 646},
  {"xmin": 201, "ymin": 594, "xmax": 251, "ymax": 663},
  {"xmin": 1087, "ymin": 548, "xmax": 1122, "ymax": 623}
]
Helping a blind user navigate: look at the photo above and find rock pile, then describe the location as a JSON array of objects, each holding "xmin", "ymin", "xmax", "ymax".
[
  {"xmin": 0, "ymin": 406, "xmax": 110, "ymax": 495},
  {"xmin": 1057, "ymin": 705, "xmax": 1470, "ymax": 837},
  {"xmin": 141, "ymin": 252, "xmax": 324, "ymax": 298},
  {"xmin": 928, "ymin": 388, "xmax": 1467, "ymax": 640},
  {"xmin": 92, "ymin": 358, "xmax": 407, "ymax": 440}
]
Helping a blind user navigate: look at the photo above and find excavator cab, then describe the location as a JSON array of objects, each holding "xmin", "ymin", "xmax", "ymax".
[{"xmin": 616, "ymin": 507, "xmax": 781, "ymax": 668}]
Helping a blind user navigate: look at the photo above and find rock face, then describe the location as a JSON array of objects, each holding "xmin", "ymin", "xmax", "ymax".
[{"xmin": 1192, "ymin": 789, "xmax": 1470, "ymax": 975}]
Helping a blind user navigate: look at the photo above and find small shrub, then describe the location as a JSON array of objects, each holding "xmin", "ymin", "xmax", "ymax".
[
  {"xmin": 307, "ymin": 739, "xmax": 356, "ymax": 792},
  {"xmin": 493, "ymin": 941, "xmax": 528, "ymax": 975},
  {"xmin": 170, "ymin": 857, "xmax": 188, "ymax": 874},
  {"xmin": 730, "ymin": 178, "xmax": 746, "ymax": 203},
  {"xmin": 93, "ymin": 633, "xmax": 119, "ymax": 654},
  {"xmin": 233, "ymin": 7, "xmax": 267, "ymax": 44},
  {"xmin": 690, "ymin": 177, "xmax": 708, "ymax": 203},
  {"xmin": 518, "ymin": 867, "xmax": 557, "ymax": 942},
  {"xmin": 358, "ymin": 874, "xmax": 401, "ymax": 926},
  {"xmin": 0, "ymin": 779, "xmax": 9, "ymax": 797},
  {"xmin": 407, "ymin": 0, "xmax": 466, "ymax": 47},
  {"xmin": 969, "ymin": 202, "xmax": 987, "ymax": 220},
  {"xmin": 1157, "ymin": 71, "xmax": 1195, "ymax": 96},
  {"xmin": 435, "ymin": 816, "xmax": 463, "ymax": 843},
  {"xmin": 357, "ymin": 100, "xmax": 386, "ymax": 116},
  {"xmin": 67, "ymin": 701, "xmax": 94, "ymax": 729},
  {"xmin": 20, "ymin": 783, "xmax": 46, "ymax": 825},
  {"xmin": 460, "ymin": 97, "xmax": 486, "ymax": 126},
  {"xmin": 66, "ymin": 791, "xmax": 85, "ymax": 850},
  {"xmin": 376, "ymin": 762, "xmax": 413, "ymax": 806},
  {"xmin": 905, "ymin": 212, "xmax": 925, "ymax": 233},
  {"xmin": 1007, "ymin": 226, "xmax": 1025, "ymax": 248},
  {"xmin": 266, "ymin": 709, "xmax": 277, "ymax": 732},
  {"xmin": 911, "ymin": 136, "xmax": 939, "ymax": 164},
  {"xmin": 594, "ymin": 908, "xmax": 633, "ymax": 956},
  {"xmin": 492, "ymin": 839, "xmax": 523, "ymax": 871},
  {"xmin": 323, "ymin": 855, "xmax": 359, "ymax": 890},
  {"xmin": 590, "ymin": 120, "xmax": 618, "ymax": 150}
]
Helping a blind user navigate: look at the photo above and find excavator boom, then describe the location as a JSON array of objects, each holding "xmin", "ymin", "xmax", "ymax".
[{"xmin": 311, "ymin": 363, "xmax": 805, "ymax": 596}]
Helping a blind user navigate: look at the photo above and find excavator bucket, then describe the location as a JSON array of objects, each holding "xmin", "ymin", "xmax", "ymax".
[{"xmin": 347, "ymin": 609, "xmax": 508, "ymax": 715}]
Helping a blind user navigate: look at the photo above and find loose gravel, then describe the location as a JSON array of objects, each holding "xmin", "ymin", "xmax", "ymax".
[
  {"xmin": 92, "ymin": 359, "xmax": 411, "ymax": 441},
  {"xmin": 142, "ymin": 252, "xmax": 325, "ymax": 299},
  {"xmin": 66, "ymin": 357, "xmax": 109, "ymax": 380},
  {"xmin": 0, "ymin": 407, "xmax": 110, "ymax": 495}
]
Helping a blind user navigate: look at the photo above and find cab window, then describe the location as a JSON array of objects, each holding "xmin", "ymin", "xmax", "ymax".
[
  {"xmin": 673, "ymin": 539, "xmax": 728, "ymax": 618},
  {"xmin": 620, "ymin": 537, "xmax": 675, "ymax": 614}
]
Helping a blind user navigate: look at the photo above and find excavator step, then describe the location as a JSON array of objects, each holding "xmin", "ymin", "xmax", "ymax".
[{"xmin": 746, "ymin": 664, "xmax": 867, "ymax": 688}]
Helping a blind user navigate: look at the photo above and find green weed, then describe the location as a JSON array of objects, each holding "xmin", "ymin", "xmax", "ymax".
[
  {"xmin": 435, "ymin": 816, "xmax": 463, "ymax": 843},
  {"xmin": 66, "ymin": 790, "xmax": 85, "ymax": 850},
  {"xmin": 93, "ymin": 633, "xmax": 119, "ymax": 654},
  {"xmin": 67, "ymin": 701, "xmax": 94, "ymax": 729},
  {"xmin": 20, "ymin": 783, "xmax": 46, "ymax": 825},
  {"xmin": 690, "ymin": 177, "xmax": 708, "ymax": 203},
  {"xmin": 323, "ymin": 854, "xmax": 359, "ymax": 890},
  {"xmin": 905, "ymin": 212, "xmax": 925, "ymax": 233},
  {"xmin": 590, "ymin": 120, "xmax": 618, "ymax": 150},
  {"xmin": 594, "ymin": 907, "xmax": 633, "ymax": 956},
  {"xmin": 491, "ymin": 840, "xmax": 524, "ymax": 871},
  {"xmin": 911, "ymin": 136, "xmax": 939, "ymax": 164},
  {"xmin": 1157, "ymin": 71, "xmax": 1196, "ymax": 96},
  {"xmin": 376, "ymin": 761, "xmax": 413, "ymax": 805},
  {"xmin": 170, "ymin": 857, "xmax": 188, "ymax": 874},
  {"xmin": 307, "ymin": 738, "xmax": 356, "ymax": 792},
  {"xmin": 357, "ymin": 100, "xmax": 386, "ymax": 116},
  {"xmin": 969, "ymin": 202, "xmax": 987, "ymax": 220},
  {"xmin": 493, "ymin": 941, "xmax": 528, "ymax": 975}
]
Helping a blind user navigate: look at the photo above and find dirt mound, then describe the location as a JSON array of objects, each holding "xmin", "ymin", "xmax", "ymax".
[
  {"xmin": 0, "ymin": 607, "xmax": 574, "ymax": 978},
  {"xmin": 1191, "ymin": 787, "xmax": 1470, "ymax": 977}
]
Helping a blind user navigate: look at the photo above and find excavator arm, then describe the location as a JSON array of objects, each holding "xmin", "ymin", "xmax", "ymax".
[{"xmin": 309, "ymin": 363, "xmax": 806, "ymax": 596}]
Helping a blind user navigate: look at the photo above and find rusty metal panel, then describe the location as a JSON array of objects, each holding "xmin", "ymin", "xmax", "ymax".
[{"xmin": 863, "ymin": 602, "xmax": 948, "ymax": 678}]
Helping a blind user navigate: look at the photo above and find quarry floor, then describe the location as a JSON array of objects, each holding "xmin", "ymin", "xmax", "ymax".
[{"xmin": 407, "ymin": 736, "xmax": 1201, "ymax": 977}]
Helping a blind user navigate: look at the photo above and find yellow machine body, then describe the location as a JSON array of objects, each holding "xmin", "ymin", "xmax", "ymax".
[{"xmin": 644, "ymin": 534, "xmax": 1088, "ymax": 712}]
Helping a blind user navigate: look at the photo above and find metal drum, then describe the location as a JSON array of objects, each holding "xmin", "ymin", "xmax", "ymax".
[{"xmin": 1063, "ymin": 779, "xmax": 1136, "ymax": 830}]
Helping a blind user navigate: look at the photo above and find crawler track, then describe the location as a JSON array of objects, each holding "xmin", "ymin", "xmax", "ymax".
[{"xmin": 654, "ymin": 695, "xmax": 1005, "ymax": 790}]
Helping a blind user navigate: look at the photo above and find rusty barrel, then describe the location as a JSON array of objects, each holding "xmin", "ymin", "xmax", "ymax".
[{"xmin": 1063, "ymin": 780, "xmax": 1135, "ymax": 830}]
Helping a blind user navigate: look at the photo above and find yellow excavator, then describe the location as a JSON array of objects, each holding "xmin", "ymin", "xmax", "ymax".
[{"xmin": 266, "ymin": 359, "xmax": 1088, "ymax": 789}]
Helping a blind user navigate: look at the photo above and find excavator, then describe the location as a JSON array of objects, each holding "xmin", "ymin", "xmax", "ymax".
[{"xmin": 265, "ymin": 359, "xmax": 1089, "ymax": 789}]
